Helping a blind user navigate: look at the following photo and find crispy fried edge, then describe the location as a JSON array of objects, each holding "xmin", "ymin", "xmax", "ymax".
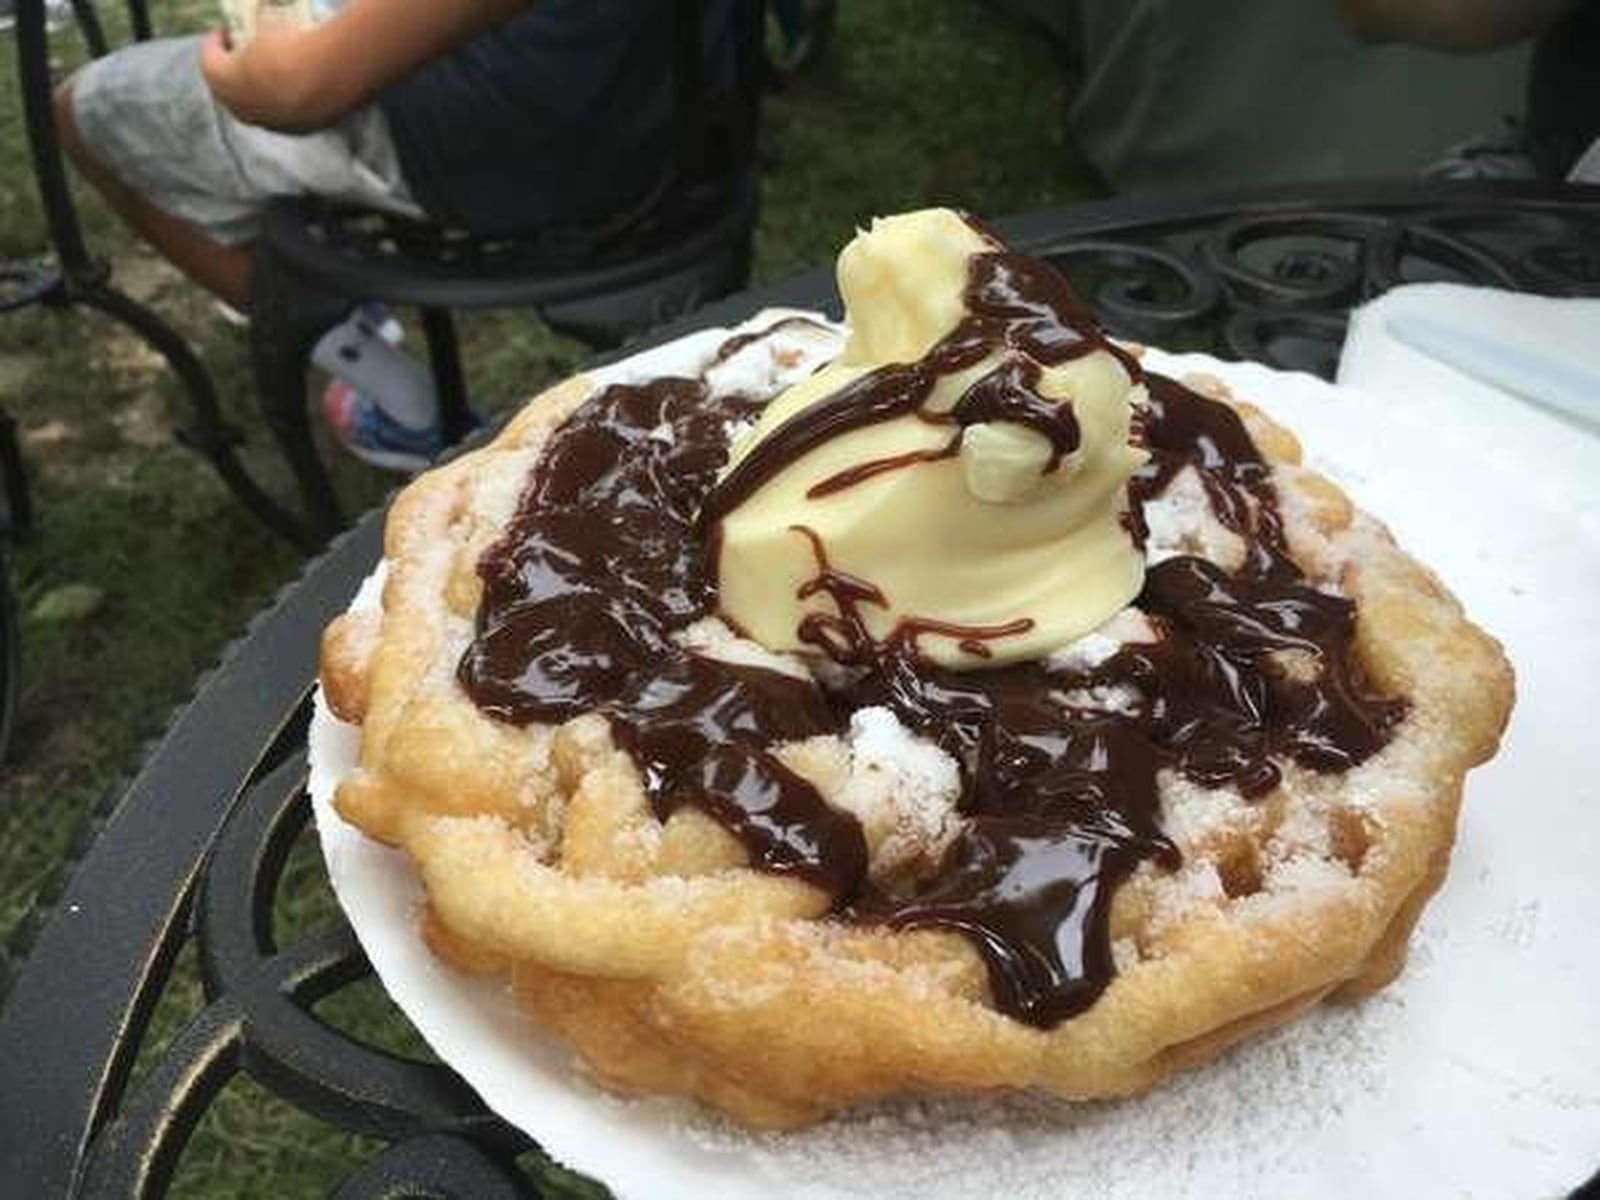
[{"xmin": 316, "ymin": 368, "xmax": 1516, "ymax": 1127}]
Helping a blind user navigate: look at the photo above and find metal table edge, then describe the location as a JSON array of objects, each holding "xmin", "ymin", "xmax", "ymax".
[{"xmin": 0, "ymin": 513, "xmax": 386, "ymax": 1198}]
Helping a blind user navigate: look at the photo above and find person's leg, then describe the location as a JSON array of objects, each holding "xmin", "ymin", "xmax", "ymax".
[
  {"xmin": 54, "ymin": 73, "xmax": 254, "ymax": 308},
  {"xmin": 53, "ymin": 36, "xmax": 422, "ymax": 312},
  {"xmin": 53, "ymin": 37, "xmax": 272, "ymax": 309},
  {"xmin": 57, "ymin": 35, "xmax": 450, "ymax": 469}
]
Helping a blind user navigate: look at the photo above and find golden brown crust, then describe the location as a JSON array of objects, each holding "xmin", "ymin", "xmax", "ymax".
[
  {"xmin": 321, "ymin": 611, "xmax": 379, "ymax": 724},
  {"xmin": 318, "ymin": 363, "xmax": 1514, "ymax": 1129}
]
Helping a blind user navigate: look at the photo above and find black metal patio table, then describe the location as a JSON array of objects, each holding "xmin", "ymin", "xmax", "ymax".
[{"xmin": 2, "ymin": 182, "xmax": 1598, "ymax": 1200}]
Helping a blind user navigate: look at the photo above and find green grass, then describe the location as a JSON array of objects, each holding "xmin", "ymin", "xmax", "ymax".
[{"xmin": 0, "ymin": 2, "xmax": 1095, "ymax": 1193}]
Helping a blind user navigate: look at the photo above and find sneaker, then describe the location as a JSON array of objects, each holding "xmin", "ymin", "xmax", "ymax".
[
  {"xmin": 320, "ymin": 380, "xmax": 448, "ymax": 473},
  {"xmin": 212, "ymin": 299, "xmax": 250, "ymax": 328},
  {"xmin": 312, "ymin": 305, "xmax": 438, "ymax": 430},
  {"xmin": 1423, "ymin": 121, "xmax": 1538, "ymax": 182}
]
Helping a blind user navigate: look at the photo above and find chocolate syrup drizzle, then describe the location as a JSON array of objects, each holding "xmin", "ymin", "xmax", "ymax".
[
  {"xmin": 804, "ymin": 355, "xmax": 1079, "ymax": 504},
  {"xmin": 700, "ymin": 250, "xmax": 1105, "ymax": 529},
  {"xmin": 789, "ymin": 523, "xmax": 1036, "ymax": 663},
  {"xmin": 458, "ymin": 378, "xmax": 867, "ymax": 895},
  {"xmin": 459, "ymin": 235, "xmax": 1404, "ymax": 1028}
]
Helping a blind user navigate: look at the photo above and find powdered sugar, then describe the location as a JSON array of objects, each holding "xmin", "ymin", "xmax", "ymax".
[
  {"xmin": 1262, "ymin": 852, "xmax": 1353, "ymax": 897},
  {"xmin": 1052, "ymin": 681, "xmax": 1143, "ymax": 715},
  {"xmin": 678, "ymin": 991, "xmax": 1404, "ymax": 1200},
  {"xmin": 1158, "ymin": 772, "xmax": 1254, "ymax": 846},
  {"xmin": 1142, "ymin": 465, "xmax": 1248, "ymax": 570},
  {"xmin": 704, "ymin": 313, "xmax": 846, "ymax": 399},
  {"xmin": 1046, "ymin": 606, "xmax": 1159, "ymax": 673},
  {"xmin": 832, "ymin": 707, "xmax": 962, "ymax": 879},
  {"xmin": 675, "ymin": 616, "xmax": 813, "ymax": 681}
]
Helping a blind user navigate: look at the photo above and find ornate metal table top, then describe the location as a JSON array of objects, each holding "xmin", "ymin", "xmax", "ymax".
[{"xmin": 2, "ymin": 182, "xmax": 1597, "ymax": 1199}]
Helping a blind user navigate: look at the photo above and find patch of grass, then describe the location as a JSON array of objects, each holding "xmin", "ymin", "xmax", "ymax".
[
  {"xmin": 755, "ymin": 0, "xmax": 1094, "ymax": 275},
  {"xmin": 0, "ymin": 1, "xmax": 1096, "ymax": 1195},
  {"xmin": 167, "ymin": 1074, "xmax": 387, "ymax": 1200}
]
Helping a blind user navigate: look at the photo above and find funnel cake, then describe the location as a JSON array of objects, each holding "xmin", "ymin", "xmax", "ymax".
[{"xmin": 320, "ymin": 220, "xmax": 1512, "ymax": 1130}]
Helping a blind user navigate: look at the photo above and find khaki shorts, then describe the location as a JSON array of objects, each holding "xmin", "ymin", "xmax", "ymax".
[{"xmin": 71, "ymin": 35, "xmax": 422, "ymax": 245}]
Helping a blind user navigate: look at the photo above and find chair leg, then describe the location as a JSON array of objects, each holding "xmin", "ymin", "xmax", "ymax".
[
  {"xmin": 76, "ymin": 283, "xmax": 314, "ymax": 549},
  {"xmin": 0, "ymin": 546, "xmax": 17, "ymax": 763},
  {"xmin": 249, "ymin": 251, "xmax": 351, "ymax": 546},
  {"xmin": 420, "ymin": 307, "xmax": 471, "ymax": 444},
  {"xmin": 0, "ymin": 409, "xmax": 32, "ymax": 541},
  {"xmin": 69, "ymin": 0, "xmax": 110, "ymax": 58},
  {"xmin": 125, "ymin": 0, "xmax": 153, "ymax": 40}
]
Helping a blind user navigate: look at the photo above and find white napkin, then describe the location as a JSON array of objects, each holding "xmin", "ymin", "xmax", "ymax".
[
  {"xmin": 1339, "ymin": 281, "xmax": 1600, "ymax": 429},
  {"xmin": 1337, "ymin": 282, "xmax": 1600, "ymax": 545}
]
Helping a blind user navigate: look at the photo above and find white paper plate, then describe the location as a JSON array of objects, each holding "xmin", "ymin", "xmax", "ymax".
[{"xmin": 309, "ymin": 330, "xmax": 1600, "ymax": 1200}]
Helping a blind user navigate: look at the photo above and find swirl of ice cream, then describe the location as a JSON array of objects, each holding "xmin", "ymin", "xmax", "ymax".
[{"xmin": 703, "ymin": 208, "xmax": 1147, "ymax": 669}]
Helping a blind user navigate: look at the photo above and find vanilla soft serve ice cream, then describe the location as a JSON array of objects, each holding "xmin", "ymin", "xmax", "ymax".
[{"xmin": 705, "ymin": 208, "xmax": 1147, "ymax": 668}]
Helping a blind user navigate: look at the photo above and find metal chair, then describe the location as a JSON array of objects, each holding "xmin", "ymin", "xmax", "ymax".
[
  {"xmin": 5, "ymin": 0, "xmax": 311, "ymax": 757},
  {"xmin": 4, "ymin": 0, "xmax": 312, "ymax": 546},
  {"xmin": 248, "ymin": 0, "xmax": 766, "ymax": 548}
]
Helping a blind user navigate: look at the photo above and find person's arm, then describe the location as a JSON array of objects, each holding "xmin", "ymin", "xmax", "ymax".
[
  {"xmin": 201, "ymin": 0, "xmax": 526, "ymax": 132},
  {"xmin": 1336, "ymin": 0, "xmax": 1581, "ymax": 49}
]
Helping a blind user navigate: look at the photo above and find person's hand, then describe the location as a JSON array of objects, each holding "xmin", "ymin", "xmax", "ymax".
[
  {"xmin": 1334, "ymin": 0, "xmax": 1581, "ymax": 49},
  {"xmin": 201, "ymin": 0, "xmax": 529, "ymax": 134},
  {"xmin": 200, "ymin": 23, "xmax": 331, "ymax": 132}
]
